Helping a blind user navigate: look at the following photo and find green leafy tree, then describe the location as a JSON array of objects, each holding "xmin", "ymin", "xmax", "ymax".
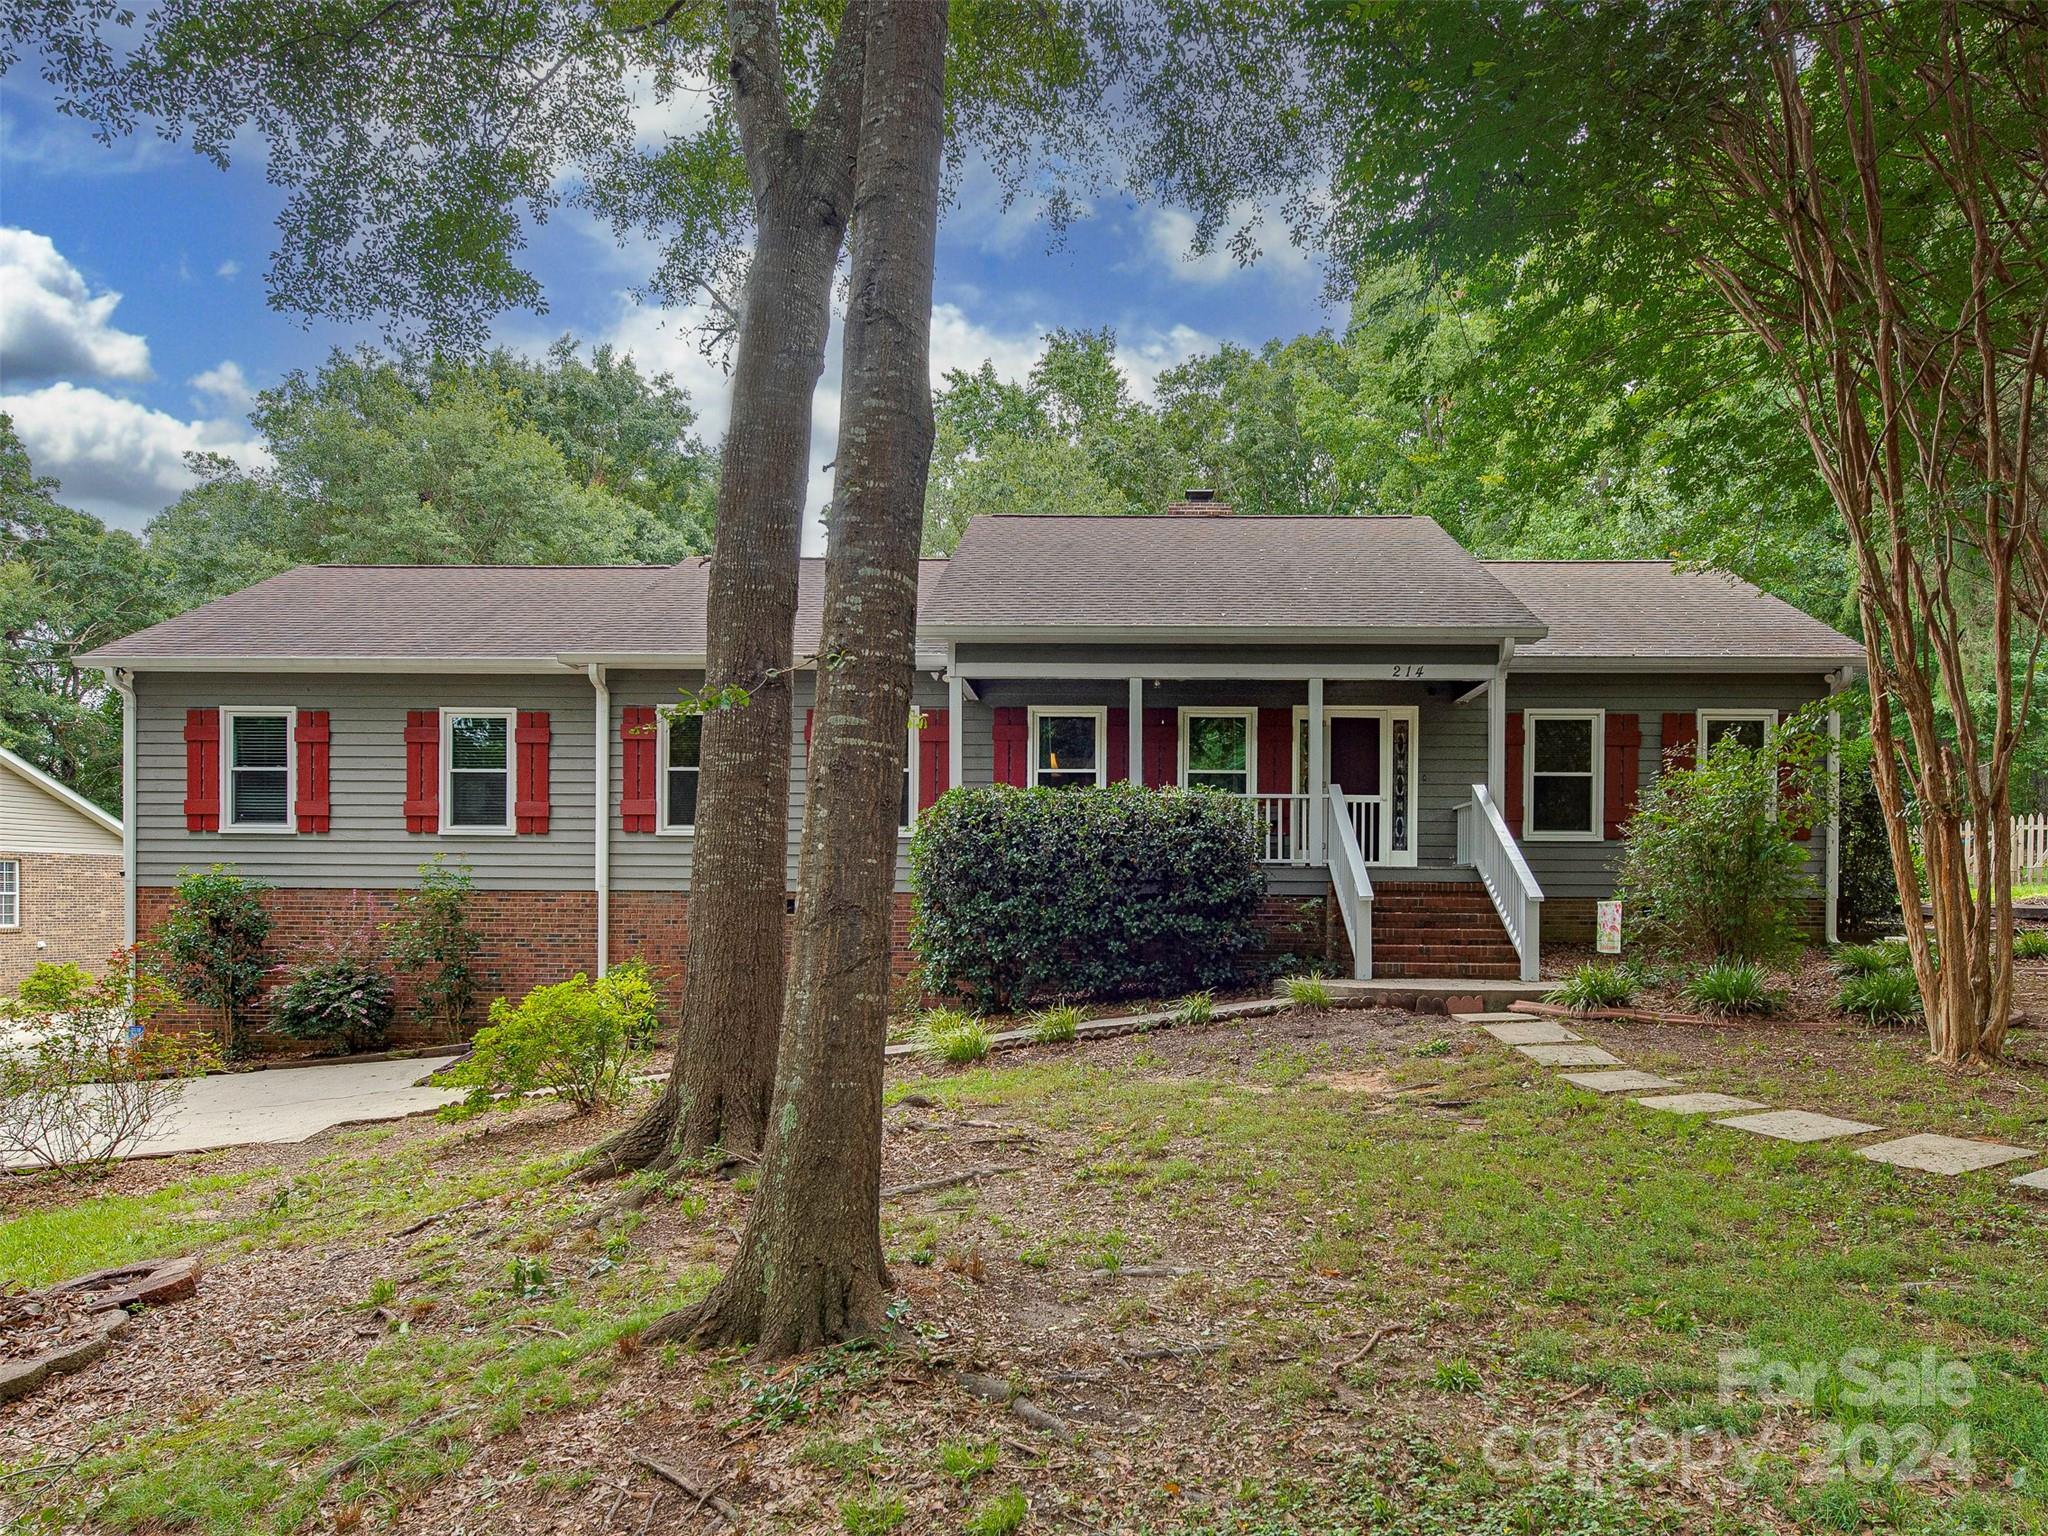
[
  {"xmin": 0, "ymin": 415, "xmax": 172, "ymax": 807},
  {"xmin": 1618, "ymin": 712, "xmax": 1832, "ymax": 964},
  {"xmin": 152, "ymin": 867, "xmax": 273, "ymax": 1059},
  {"xmin": 384, "ymin": 858, "xmax": 483, "ymax": 1042}
]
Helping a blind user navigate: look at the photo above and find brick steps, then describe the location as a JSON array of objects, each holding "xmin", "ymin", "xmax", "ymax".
[{"xmin": 1347, "ymin": 879, "xmax": 1521, "ymax": 980}]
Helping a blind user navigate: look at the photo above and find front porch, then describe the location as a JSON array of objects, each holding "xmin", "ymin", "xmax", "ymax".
[{"xmin": 942, "ymin": 648, "xmax": 1545, "ymax": 983}]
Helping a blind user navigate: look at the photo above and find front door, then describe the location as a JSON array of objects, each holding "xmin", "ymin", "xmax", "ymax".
[{"xmin": 1296, "ymin": 706, "xmax": 1418, "ymax": 866}]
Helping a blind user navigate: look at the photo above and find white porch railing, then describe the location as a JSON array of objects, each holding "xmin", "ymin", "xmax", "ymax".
[
  {"xmin": 1455, "ymin": 783, "xmax": 1544, "ymax": 983},
  {"xmin": 1253, "ymin": 792, "xmax": 1383, "ymax": 866},
  {"xmin": 1327, "ymin": 783, "xmax": 1374, "ymax": 979},
  {"xmin": 1251, "ymin": 793, "xmax": 1310, "ymax": 864}
]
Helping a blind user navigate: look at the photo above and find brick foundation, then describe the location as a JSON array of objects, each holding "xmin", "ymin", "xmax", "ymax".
[
  {"xmin": 1, "ymin": 849, "xmax": 124, "ymax": 990},
  {"xmin": 137, "ymin": 885, "xmax": 929, "ymax": 1051}
]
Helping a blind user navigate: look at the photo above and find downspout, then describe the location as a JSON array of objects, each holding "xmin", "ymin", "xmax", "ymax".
[
  {"xmin": 588, "ymin": 663, "xmax": 610, "ymax": 977},
  {"xmin": 105, "ymin": 667, "xmax": 138, "ymax": 950}
]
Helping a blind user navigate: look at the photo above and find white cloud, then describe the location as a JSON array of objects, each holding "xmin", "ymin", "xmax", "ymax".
[
  {"xmin": 0, "ymin": 228, "xmax": 152, "ymax": 385},
  {"xmin": 1142, "ymin": 200, "xmax": 1320, "ymax": 291},
  {"xmin": 189, "ymin": 359, "xmax": 256, "ymax": 411},
  {"xmin": 1117, "ymin": 323, "xmax": 1218, "ymax": 402},
  {"xmin": 0, "ymin": 382, "xmax": 270, "ymax": 528},
  {"xmin": 215, "ymin": 260, "xmax": 241, "ymax": 280}
]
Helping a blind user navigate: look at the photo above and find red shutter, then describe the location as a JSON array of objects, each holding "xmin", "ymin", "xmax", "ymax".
[
  {"xmin": 1661, "ymin": 712, "xmax": 1698, "ymax": 774},
  {"xmin": 515, "ymin": 710, "xmax": 551, "ymax": 834},
  {"xmin": 294, "ymin": 710, "xmax": 331, "ymax": 833},
  {"xmin": 1504, "ymin": 710, "xmax": 1524, "ymax": 836},
  {"xmin": 918, "ymin": 708, "xmax": 950, "ymax": 810},
  {"xmin": 403, "ymin": 711, "xmax": 440, "ymax": 832},
  {"xmin": 1256, "ymin": 708, "xmax": 1292, "ymax": 797},
  {"xmin": 1602, "ymin": 712, "xmax": 1641, "ymax": 840},
  {"xmin": 992, "ymin": 707, "xmax": 1027, "ymax": 787},
  {"xmin": 1780, "ymin": 758, "xmax": 1814, "ymax": 841},
  {"xmin": 1142, "ymin": 708, "xmax": 1177, "ymax": 787},
  {"xmin": 183, "ymin": 708, "xmax": 220, "ymax": 831},
  {"xmin": 621, "ymin": 706, "xmax": 657, "ymax": 832},
  {"xmin": 1107, "ymin": 707, "xmax": 1130, "ymax": 783},
  {"xmin": 804, "ymin": 709, "xmax": 814, "ymax": 747}
]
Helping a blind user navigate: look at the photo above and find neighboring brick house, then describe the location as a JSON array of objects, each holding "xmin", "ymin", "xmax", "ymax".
[
  {"xmin": 82, "ymin": 500, "xmax": 1864, "ymax": 1039},
  {"xmin": 0, "ymin": 745, "xmax": 124, "ymax": 990}
]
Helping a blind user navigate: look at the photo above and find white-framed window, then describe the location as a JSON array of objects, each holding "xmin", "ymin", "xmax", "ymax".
[
  {"xmin": 222, "ymin": 707, "xmax": 295, "ymax": 831},
  {"xmin": 441, "ymin": 708, "xmax": 516, "ymax": 833},
  {"xmin": 1525, "ymin": 709, "xmax": 1604, "ymax": 840},
  {"xmin": 658, "ymin": 711, "xmax": 702, "ymax": 833},
  {"xmin": 1698, "ymin": 708, "xmax": 1777, "ymax": 756},
  {"xmin": 1179, "ymin": 707, "xmax": 1256, "ymax": 795},
  {"xmin": 0, "ymin": 859, "xmax": 17, "ymax": 929},
  {"xmin": 1028, "ymin": 707, "xmax": 1105, "ymax": 789}
]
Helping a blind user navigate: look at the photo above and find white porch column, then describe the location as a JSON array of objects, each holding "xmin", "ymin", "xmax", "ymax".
[
  {"xmin": 1487, "ymin": 639, "xmax": 1513, "ymax": 804},
  {"xmin": 947, "ymin": 645, "xmax": 964, "ymax": 791},
  {"xmin": 1127, "ymin": 675, "xmax": 1144, "ymax": 782},
  {"xmin": 1307, "ymin": 675, "xmax": 1326, "ymax": 863}
]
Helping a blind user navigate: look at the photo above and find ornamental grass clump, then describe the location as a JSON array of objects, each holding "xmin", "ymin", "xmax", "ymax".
[
  {"xmin": 2013, "ymin": 930, "xmax": 2048, "ymax": 960},
  {"xmin": 1545, "ymin": 963, "xmax": 1635, "ymax": 1012},
  {"xmin": 1682, "ymin": 960, "xmax": 1778, "ymax": 1017},
  {"xmin": 1284, "ymin": 975, "xmax": 1333, "ymax": 1011},
  {"xmin": 1171, "ymin": 990, "xmax": 1215, "ymax": 1028},
  {"xmin": 1832, "ymin": 942, "xmax": 1901, "ymax": 976},
  {"xmin": 1029, "ymin": 1004, "xmax": 1082, "ymax": 1044},
  {"xmin": 1836, "ymin": 967, "xmax": 1924, "ymax": 1025},
  {"xmin": 919, "ymin": 1009, "xmax": 991, "ymax": 1065}
]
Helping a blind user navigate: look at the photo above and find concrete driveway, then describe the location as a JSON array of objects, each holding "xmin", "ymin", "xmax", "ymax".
[{"xmin": 3, "ymin": 1055, "xmax": 467, "ymax": 1169}]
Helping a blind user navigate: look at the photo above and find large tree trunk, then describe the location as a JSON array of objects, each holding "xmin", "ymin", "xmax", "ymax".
[
  {"xmin": 650, "ymin": 0, "xmax": 948, "ymax": 1354},
  {"xmin": 587, "ymin": 0, "xmax": 869, "ymax": 1177}
]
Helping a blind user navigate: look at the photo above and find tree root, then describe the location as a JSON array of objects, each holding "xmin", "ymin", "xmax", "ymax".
[
  {"xmin": 631, "ymin": 1452, "xmax": 739, "ymax": 1523},
  {"xmin": 881, "ymin": 1164, "xmax": 1025, "ymax": 1199},
  {"xmin": 949, "ymin": 1369, "xmax": 1075, "ymax": 1441}
]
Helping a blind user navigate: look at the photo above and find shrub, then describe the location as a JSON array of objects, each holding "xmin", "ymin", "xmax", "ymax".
[
  {"xmin": 385, "ymin": 857, "xmax": 483, "ymax": 1040},
  {"xmin": 1284, "ymin": 975, "xmax": 1333, "ymax": 1011},
  {"xmin": 1616, "ymin": 707, "xmax": 1830, "ymax": 963},
  {"xmin": 1545, "ymin": 963, "xmax": 1635, "ymax": 1011},
  {"xmin": 436, "ymin": 960, "xmax": 659, "ymax": 1112},
  {"xmin": 2014, "ymin": 929, "xmax": 2048, "ymax": 960},
  {"xmin": 151, "ymin": 866, "xmax": 272, "ymax": 1059},
  {"xmin": 271, "ymin": 953, "xmax": 395, "ymax": 1055},
  {"xmin": 910, "ymin": 783, "xmax": 1265, "ymax": 1011},
  {"xmin": 919, "ymin": 1009, "xmax": 991, "ymax": 1065},
  {"xmin": 1835, "ymin": 740, "xmax": 1904, "ymax": 937},
  {"xmin": 0, "ymin": 956, "xmax": 219, "ymax": 1175},
  {"xmin": 1171, "ymin": 990, "xmax": 1215, "ymax": 1027},
  {"xmin": 1836, "ymin": 967, "xmax": 1924, "ymax": 1024},
  {"xmin": 1682, "ymin": 960, "xmax": 1777, "ymax": 1017},
  {"xmin": 1832, "ymin": 942, "xmax": 1901, "ymax": 975},
  {"xmin": 1029, "ymin": 1004, "xmax": 1082, "ymax": 1044}
]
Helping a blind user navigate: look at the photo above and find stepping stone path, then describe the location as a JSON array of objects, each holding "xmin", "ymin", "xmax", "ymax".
[
  {"xmin": 1856, "ymin": 1134, "xmax": 2036, "ymax": 1175},
  {"xmin": 1449, "ymin": 1006, "xmax": 2048, "ymax": 1186},
  {"xmin": 1713, "ymin": 1109, "xmax": 1884, "ymax": 1143},
  {"xmin": 1515, "ymin": 1042, "xmax": 1624, "ymax": 1067},
  {"xmin": 1634, "ymin": 1091, "xmax": 1767, "ymax": 1115},
  {"xmin": 1482, "ymin": 1020, "xmax": 1582, "ymax": 1044},
  {"xmin": 1559, "ymin": 1069, "xmax": 1682, "ymax": 1093}
]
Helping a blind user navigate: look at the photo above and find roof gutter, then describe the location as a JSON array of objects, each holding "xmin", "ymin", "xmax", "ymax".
[
  {"xmin": 103, "ymin": 667, "xmax": 137, "ymax": 952},
  {"xmin": 927, "ymin": 623, "xmax": 1550, "ymax": 645}
]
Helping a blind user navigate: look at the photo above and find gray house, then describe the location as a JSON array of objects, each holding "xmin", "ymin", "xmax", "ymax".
[{"xmin": 84, "ymin": 501, "xmax": 1862, "ymax": 1028}]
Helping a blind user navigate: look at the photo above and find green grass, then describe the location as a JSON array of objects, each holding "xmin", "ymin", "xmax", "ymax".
[
  {"xmin": 0, "ymin": 1168, "xmax": 262, "ymax": 1285},
  {"xmin": 888, "ymin": 1044, "xmax": 2048, "ymax": 1534}
]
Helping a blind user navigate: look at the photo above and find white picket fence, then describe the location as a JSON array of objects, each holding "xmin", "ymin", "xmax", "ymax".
[{"xmin": 1960, "ymin": 814, "xmax": 2048, "ymax": 883}]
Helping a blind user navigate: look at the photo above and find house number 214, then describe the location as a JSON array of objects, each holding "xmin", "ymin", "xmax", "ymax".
[{"xmin": 1389, "ymin": 664, "xmax": 1426, "ymax": 679}]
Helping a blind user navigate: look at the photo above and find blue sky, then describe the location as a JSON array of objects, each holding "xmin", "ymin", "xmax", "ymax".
[{"xmin": 0, "ymin": 74, "xmax": 1332, "ymax": 550}]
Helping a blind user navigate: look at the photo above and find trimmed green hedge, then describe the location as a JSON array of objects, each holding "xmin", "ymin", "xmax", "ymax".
[{"xmin": 909, "ymin": 783, "xmax": 1267, "ymax": 1011}]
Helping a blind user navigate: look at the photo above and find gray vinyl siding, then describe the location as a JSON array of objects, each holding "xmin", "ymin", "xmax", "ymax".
[
  {"xmin": 134, "ymin": 670, "xmax": 596, "ymax": 889},
  {"xmin": 1506, "ymin": 672, "xmax": 1832, "ymax": 900},
  {"xmin": 608, "ymin": 668, "xmax": 950, "ymax": 895}
]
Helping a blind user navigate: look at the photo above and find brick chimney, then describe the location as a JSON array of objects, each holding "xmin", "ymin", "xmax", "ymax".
[{"xmin": 1164, "ymin": 487, "xmax": 1232, "ymax": 516}]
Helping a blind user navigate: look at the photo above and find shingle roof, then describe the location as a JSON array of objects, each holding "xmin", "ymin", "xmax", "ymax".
[
  {"xmin": 1487, "ymin": 561, "xmax": 1862, "ymax": 667},
  {"xmin": 923, "ymin": 515, "xmax": 1545, "ymax": 638},
  {"xmin": 84, "ymin": 560, "xmax": 954, "ymax": 667}
]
